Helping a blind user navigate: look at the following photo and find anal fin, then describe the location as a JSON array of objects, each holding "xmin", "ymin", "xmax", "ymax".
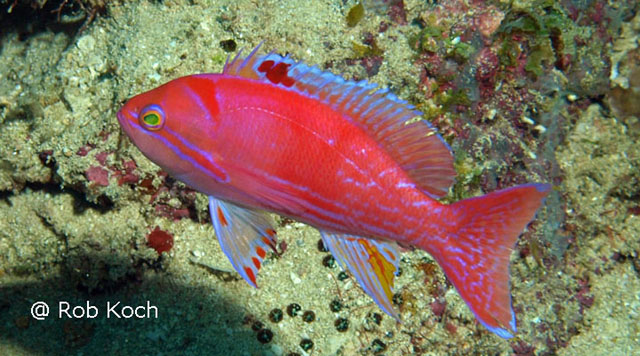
[
  {"xmin": 208, "ymin": 196, "xmax": 277, "ymax": 287},
  {"xmin": 320, "ymin": 231, "xmax": 401, "ymax": 320}
]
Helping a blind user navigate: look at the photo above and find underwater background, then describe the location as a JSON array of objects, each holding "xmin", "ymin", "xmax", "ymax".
[{"xmin": 0, "ymin": 0, "xmax": 639, "ymax": 355}]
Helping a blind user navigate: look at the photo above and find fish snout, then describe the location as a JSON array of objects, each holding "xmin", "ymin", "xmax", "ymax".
[{"xmin": 116, "ymin": 108, "xmax": 136, "ymax": 135}]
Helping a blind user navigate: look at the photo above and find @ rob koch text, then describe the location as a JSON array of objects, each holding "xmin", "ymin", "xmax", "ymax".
[{"xmin": 30, "ymin": 300, "xmax": 158, "ymax": 320}]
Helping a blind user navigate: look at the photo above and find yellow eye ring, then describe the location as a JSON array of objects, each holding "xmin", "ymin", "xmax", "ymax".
[{"xmin": 139, "ymin": 105, "xmax": 165, "ymax": 131}]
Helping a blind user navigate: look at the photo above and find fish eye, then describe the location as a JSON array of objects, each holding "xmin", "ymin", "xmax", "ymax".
[{"xmin": 139, "ymin": 104, "xmax": 165, "ymax": 131}]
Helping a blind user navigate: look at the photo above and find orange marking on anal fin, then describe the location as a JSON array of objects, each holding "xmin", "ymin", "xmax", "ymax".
[
  {"xmin": 251, "ymin": 257, "xmax": 261, "ymax": 269},
  {"xmin": 256, "ymin": 246, "xmax": 266, "ymax": 259},
  {"xmin": 359, "ymin": 240, "xmax": 395, "ymax": 300},
  {"xmin": 217, "ymin": 207, "xmax": 228, "ymax": 226},
  {"xmin": 383, "ymin": 247, "xmax": 395, "ymax": 261},
  {"xmin": 320, "ymin": 232, "xmax": 400, "ymax": 319}
]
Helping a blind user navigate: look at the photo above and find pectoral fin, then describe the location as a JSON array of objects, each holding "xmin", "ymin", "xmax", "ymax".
[
  {"xmin": 320, "ymin": 231, "xmax": 401, "ymax": 320},
  {"xmin": 208, "ymin": 196, "xmax": 277, "ymax": 287}
]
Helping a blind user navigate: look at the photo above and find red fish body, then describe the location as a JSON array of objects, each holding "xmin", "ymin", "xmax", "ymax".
[{"xmin": 118, "ymin": 46, "xmax": 550, "ymax": 338}]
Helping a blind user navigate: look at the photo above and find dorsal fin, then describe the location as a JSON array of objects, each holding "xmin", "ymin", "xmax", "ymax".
[{"xmin": 224, "ymin": 45, "xmax": 456, "ymax": 198}]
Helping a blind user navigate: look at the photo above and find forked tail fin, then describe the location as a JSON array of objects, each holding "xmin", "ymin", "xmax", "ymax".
[{"xmin": 420, "ymin": 183, "xmax": 550, "ymax": 338}]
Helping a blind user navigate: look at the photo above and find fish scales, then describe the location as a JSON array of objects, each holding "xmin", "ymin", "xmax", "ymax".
[
  {"xmin": 118, "ymin": 44, "xmax": 551, "ymax": 339},
  {"xmin": 210, "ymin": 76, "xmax": 427, "ymax": 237}
]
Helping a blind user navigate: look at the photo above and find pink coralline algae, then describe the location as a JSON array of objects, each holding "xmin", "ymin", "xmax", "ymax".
[
  {"xmin": 114, "ymin": 160, "xmax": 139, "ymax": 185},
  {"xmin": 76, "ymin": 144, "xmax": 95, "ymax": 157},
  {"xmin": 85, "ymin": 166, "xmax": 110, "ymax": 187},
  {"xmin": 385, "ymin": 0, "xmax": 407, "ymax": 25},
  {"xmin": 154, "ymin": 204, "xmax": 190, "ymax": 221},
  {"xmin": 94, "ymin": 151, "xmax": 111, "ymax": 166},
  {"xmin": 147, "ymin": 227, "xmax": 174, "ymax": 255},
  {"xmin": 575, "ymin": 279, "xmax": 595, "ymax": 311},
  {"xmin": 474, "ymin": 47, "xmax": 499, "ymax": 98},
  {"xmin": 430, "ymin": 299, "xmax": 446, "ymax": 318},
  {"xmin": 474, "ymin": 5, "xmax": 505, "ymax": 38}
]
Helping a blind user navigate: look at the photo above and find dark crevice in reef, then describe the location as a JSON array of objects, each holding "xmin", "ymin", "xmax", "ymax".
[
  {"xmin": 2, "ymin": 179, "xmax": 115, "ymax": 215},
  {"xmin": 0, "ymin": 0, "xmax": 106, "ymax": 45}
]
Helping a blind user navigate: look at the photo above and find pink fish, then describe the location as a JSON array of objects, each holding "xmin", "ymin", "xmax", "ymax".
[{"xmin": 117, "ymin": 45, "xmax": 550, "ymax": 338}]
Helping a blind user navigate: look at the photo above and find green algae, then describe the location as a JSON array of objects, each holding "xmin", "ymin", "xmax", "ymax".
[
  {"xmin": 438, "ymin": 88, "xmax": 471, "ymax": 110},
  {"xmin": 497, "ymin": 5, "xmax": 572, "ymax": 77},
  {"xmin": 351, "ymin": 39, "xmax": 383, "ymax": 58},
  {"xmin": 346, "ymin": 2, "xmax": 365, "ymax": 27},
  {"xmin": 408, "ymin": 25, "xmax": 444, "ymax": 53},
  {"xmin": 408, "ymin": 23, "xmax": 475, "ymax": 63}
]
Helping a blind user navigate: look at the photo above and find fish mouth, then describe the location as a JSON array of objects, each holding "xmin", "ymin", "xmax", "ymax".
[
  {"xmin": 117, "ymin": 109, "xmax": 136, "ymax": 134},
  {"xmin": 116, "ymin": 111, "xmax": 126, "ymax": 128}
]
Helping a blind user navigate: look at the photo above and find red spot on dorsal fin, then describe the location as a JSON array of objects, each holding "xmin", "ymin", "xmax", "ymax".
[
  {"xmin": 224, "ymin": 44, "xmax": 297, "ymax": 87},
  {"xmin": 270, "ymin": 63, "xmax": 295, "ymax": 86},
  {"xmin": 257, "ymin": 60, "xmax": 294, "ymax": 87},
  {"xmin": 257, "ymin": 60, "xmax": 274, "ymax": 72}
]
